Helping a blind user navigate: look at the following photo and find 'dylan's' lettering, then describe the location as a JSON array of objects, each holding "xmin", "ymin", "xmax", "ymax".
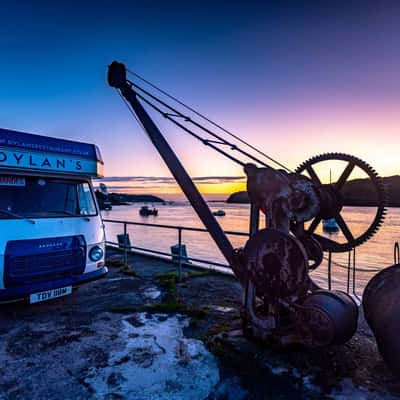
[
  {"xmin": 0, "ymin": 150, "xmax": 92, "ymax": 174},
  {"xmin": 56, "ymin": 159, "xmax": 65, "ymax": 168},
  {"xmin": 29, "ymin": 155, "xmax": 37, "ymax": 166},
  {"xmin": 13, "ymin": 153, "xmax": 23, "ymax": 164},
  {"xmin": 42, "ymin": 158, "xmax": 51, "ymax": 167}
]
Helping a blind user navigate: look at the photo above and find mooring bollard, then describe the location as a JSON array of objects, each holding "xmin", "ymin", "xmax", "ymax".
[
  {"xmin": 117, "ymin": 226, "xmax": 131, "ymax": 266},
  {"xmin": 178, "ymin": 227, "xmax": 182, "ymax": 282},
  {"xmin": 171, "ymin": 229, "xmax": 190, "ymax": 282}
]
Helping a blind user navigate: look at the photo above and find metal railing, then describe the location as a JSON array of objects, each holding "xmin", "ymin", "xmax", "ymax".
[
  {"xmin": 103, "ymin": 218, "xmax": 396, "ymax": 296},
  {"xmin": 103, "ymin": 218, "xmax": 249, "ymax": 279}
]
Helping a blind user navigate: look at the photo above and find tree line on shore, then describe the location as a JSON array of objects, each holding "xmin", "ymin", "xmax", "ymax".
[{"xmin": 226, "ymin": 175, "xmax": 400, "ymax": 207}]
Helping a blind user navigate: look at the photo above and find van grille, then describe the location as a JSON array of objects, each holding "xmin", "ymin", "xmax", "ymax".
[{"xmin": 4, "ymin": 236, "xmax": 86, "ymax": 287}]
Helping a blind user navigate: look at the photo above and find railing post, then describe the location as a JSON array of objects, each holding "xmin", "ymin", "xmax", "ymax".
[
  {"xmin": 124, "ymin": 222, "xmax": 128, "ymax": 266},
  {"xmin": 249, "ymin": 204, "xmax": 260, "ymax": 236},
  {"xmin": 352, "ymin": 248, "xmax": 360, "ymax": 300},
  {"xmin": 178, "ymin": 227, "xmax": 183, "ymax": 282},
  {"xmin": 104, "ymin": 218, "xmax": 249, "ymax": 272},
  {"xmin": 328, "ymin": 251, "xmax": 332, "ymax": 290},
  {"xmin": 346, "ymin": 250, "xmax": 351, "ymax": 294},
  {"xmin": 394, "ymin": 242, "xmax": 399, "ymax": 264}
]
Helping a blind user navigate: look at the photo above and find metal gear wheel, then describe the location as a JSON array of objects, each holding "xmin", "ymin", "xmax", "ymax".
[{"xmin": 294, "ymin": 153, "xmax": 387, "ymax": 253}]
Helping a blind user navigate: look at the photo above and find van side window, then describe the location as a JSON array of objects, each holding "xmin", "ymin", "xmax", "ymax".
[{"xmin": 78, "ymin": 182, "xmax": 97, "ymax": 215}]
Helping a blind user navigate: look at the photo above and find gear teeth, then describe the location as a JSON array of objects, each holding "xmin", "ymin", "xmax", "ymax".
[{"xmin": 295, "ymin": 152, "xmax": 387, "ymax": 252}]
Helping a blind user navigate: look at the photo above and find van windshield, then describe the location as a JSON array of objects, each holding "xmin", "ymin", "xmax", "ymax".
[{"xmin": 0, "ymin": 176, "xmax": 97, "ymax": 219}]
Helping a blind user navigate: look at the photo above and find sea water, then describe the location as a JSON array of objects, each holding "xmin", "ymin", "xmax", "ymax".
[{"xmin": 102, "ymin": 203, "xmax": 400, "ymax": 297}]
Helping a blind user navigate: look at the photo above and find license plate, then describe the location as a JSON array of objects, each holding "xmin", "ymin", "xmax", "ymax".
[{"xmin": 30, "ymin": 286, "xmax": 72, "ymax": 304}]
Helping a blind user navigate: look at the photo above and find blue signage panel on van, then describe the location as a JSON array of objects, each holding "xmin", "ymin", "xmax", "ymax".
[{"xmin": 0, "ymin": 128, "xmax": 104, "ymax": 177}]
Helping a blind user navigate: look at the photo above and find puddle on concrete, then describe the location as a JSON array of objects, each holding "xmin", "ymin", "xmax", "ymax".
[
  {"xmin": 85, "ymin": 313, "xmax": 219, "ymax": 399},
  {"xmin": 142, "ymin": 286, "xmax": 161, "ymax": 300},
  {"xmin": 209, "ymin": 305, "xmax": 236, "ymax": 313},
  {"xmin": 107, "ymin": 277, "xmax": 133, "ymax": 282}
]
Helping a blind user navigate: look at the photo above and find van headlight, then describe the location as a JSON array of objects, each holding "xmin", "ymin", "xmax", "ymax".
[{"xmin": 89, "ymin": 246, "xmax": 104, "ymax": 261}]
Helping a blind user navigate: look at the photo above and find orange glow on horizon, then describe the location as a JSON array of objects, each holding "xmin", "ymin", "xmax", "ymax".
[{"xmin": 99, "ymin": 180, "xmax": 247, "ymax": 195}]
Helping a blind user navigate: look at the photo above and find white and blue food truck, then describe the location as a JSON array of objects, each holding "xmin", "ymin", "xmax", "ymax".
[{"xmin": 0, "ymin": 128, "xmax": 108, "ymax": 303}]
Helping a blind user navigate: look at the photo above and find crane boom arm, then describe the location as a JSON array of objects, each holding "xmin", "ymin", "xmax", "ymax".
[{"xmin": 108, "ymin": 61, "xmax": 235, "ymax": 265}]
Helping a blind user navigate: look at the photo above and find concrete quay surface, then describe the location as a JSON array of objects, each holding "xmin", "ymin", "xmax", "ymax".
[{"xmin": 0, "ymin": 249, "xmax": 398, "ymax": 399}]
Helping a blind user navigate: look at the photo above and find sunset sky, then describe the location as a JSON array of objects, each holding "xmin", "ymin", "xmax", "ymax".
[{"xmin": 1, "ymin": 1, "xmax": 399, "ymax": 197}]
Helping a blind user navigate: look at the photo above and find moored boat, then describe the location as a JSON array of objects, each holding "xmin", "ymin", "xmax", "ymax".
[
  {"xmin": 139, "ymin": 205, "xmax": 158, "ymax": 216},
  {"xmin": 323, "ymin": 218, "xmax": 339, "ymax": 233},
  {"xmin": 212, "ymin": 210, "xmax": 226, "ymax": 216}
]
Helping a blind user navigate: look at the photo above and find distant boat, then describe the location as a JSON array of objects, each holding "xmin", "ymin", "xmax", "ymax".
[
  {"xmin": 212, "ymin": 210, "xmax": 226, "ymax": 217},
  {"xmin": 139, "ymin": 206, "xmax": 158, "ymax": 216},
  {"xmin": 323, "ymin": 218, "xmax": 339, "ymax": 233},
  {"xmin": 322, "ymin": 170, "xmax": 339, "ymax": 233},
  {"xmin": 100, "ymin": 200, "xmax": 112, "ymax": 211}
]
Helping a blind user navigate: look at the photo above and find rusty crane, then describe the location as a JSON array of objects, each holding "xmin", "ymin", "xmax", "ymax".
[{"xmin": 107, "ymin": 61, "xmax": 399, "ymax": 376}]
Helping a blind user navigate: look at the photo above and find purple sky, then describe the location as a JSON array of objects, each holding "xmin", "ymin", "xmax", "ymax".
[{"xmin": 1, "ymin": 1, "xmax": 399, "ymax": 194}]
